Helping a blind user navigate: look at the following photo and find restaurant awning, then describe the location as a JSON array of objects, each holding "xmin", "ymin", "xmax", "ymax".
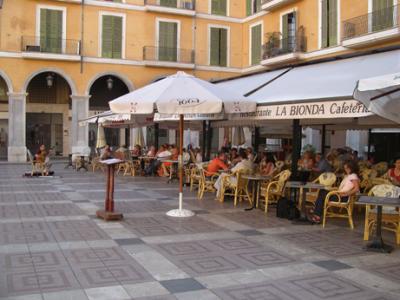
[
  {"xmin": 216, "ymin": 68, "xmax": 290, "ymax": 96},
  {"xmin": 249, "ymin": 50, "xmax": 400, "ymax": 106}
]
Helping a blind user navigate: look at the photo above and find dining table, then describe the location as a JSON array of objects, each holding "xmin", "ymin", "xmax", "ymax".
[{"xmin": 243, "ymin": 174, "xmax": 272, "ymax": 211}]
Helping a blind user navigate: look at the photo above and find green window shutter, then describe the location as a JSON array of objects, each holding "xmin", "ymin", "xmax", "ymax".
[
  {"xmin": 160, "ymin": 0, "xmax": 177, "ymax": 8},
  {"xmin": 255, "ymin": 0, "xmax": 261, "ymax": 13},
  {"xmin": 102, "ymin": 15, "xmax": 113, "ymax": 58},
  {"xmin": 328, "ymin": 0, "xmax": 338, "ymax": 46},
  {"xmin": 251, "ymin": 24, "xmax": 261, "ymax": 65},
  {"xmin": 112, "ymin": 16, "xmax": 123, "ymax": 58},
  {"xmin": 219, "ymin": 28, "xmax": 227, "ymax": 67},
  {"xmin": 372, "ymin": 0, "xmax": 393, "ymax": 32},
  {"xmin": 321, "ymin": 0, "xmax": 328, "ymax": 48},
  {"xmin": 158, "ymin": 21, "xmax": 178, "ymax": 62},
  {"xmin": 281, "ymin": 13, "xmax": 289, "ymax": 51},
  {"xmin": 210, "ymin": 28, "xmax": 220, "ymax": 66},
  {"xmin": 246, "ymin": 0, "xmax": 252, "ymax": 16},
  {"xmin": 40, "ymin": 9, "xmax": 62, "ymax": 53},
  {"xmin": 212, "ymin": 0, "xmax": 227, "ymax": 16}
]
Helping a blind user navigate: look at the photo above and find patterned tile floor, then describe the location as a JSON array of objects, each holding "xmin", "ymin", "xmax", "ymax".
[{"xmin": 0, "ymin": 162, "xmax": 400, "ymax": 300}]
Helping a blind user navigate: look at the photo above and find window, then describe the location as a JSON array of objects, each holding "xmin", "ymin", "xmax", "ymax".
[
  {"xmin": 211, "ymin": 0, "xmax": 227, "ymax": 16},
  {"xmin": 281, "ymin": 12, "xmax": 296, "ymax": 51},
  {"xmin": 160, "ymin": 0, "xmax": 177, "ymax": 8},
  {"xmin": 246, "ymin": 0, "xmax": 261, "ymax": 16},
  {"xmin": 209, "ymin": 27, "xmax": 228, "ymax": 67},
  {"xmin": 101, "ymin": 14, "xmax": 123, "ymax": 58},
  {"xmin": 158, "ymin": 21, "xmax": 178, "ymax": 62},
  {"xmin": 39, "ymin": 8, "xmax": 63, "ymax": 53},
  {"xmin": 321, "ymin": 0, "xmax": 338, "ymax": 48},
  {"xmin": 250, "ymin": 24, "xmax": 262, "ymax": 65},
  {"xmin": 372, "ymin": 0, "xmax": 394, "ymax": 32}
]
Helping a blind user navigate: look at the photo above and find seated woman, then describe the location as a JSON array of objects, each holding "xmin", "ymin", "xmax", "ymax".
[
  {"xmin": 260, "ymin": 153, "xmax": 275, "ymax": 176},
  {"xmin": 310, "ymin": 160, "xmax": 360, "ymax": 223},
  {"xmin": 100, "ymin": 145, "xmax": 113, "ymax": 160},
  {"xmin": 159, "ymin": 146, "xmax": 178, "ymax": 177},
  {"xmin": 298, "ymin": 151, "xmax": 315, "ymax": 170},
  {"xmin": 35, "ymin": 144, "xmax": 51, "ymax": 175},
  {"xmin": 387, "ymin": 157, "xmax": 400, "ymax": 186},
  {"xmin": 131, "ymin": 144, "xmax": 142, "ymax": 158}
]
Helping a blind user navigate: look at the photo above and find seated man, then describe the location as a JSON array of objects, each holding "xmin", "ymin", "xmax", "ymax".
[
  {"xmin": 206, "ymin": 151, "xmax": 228, "ymax": 176},
  {"xmin": 214, "ymin": 150, "xmax": 254, "ymax": 199}
]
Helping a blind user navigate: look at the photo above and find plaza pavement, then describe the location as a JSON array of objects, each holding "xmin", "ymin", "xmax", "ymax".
[{"xmin": 0, "ymin": 162, "xmax": 400, "ymax": 300}]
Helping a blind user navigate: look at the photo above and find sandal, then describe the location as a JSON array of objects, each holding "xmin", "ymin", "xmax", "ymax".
[{"xmin": 310, "ymin": 215, "xmax": 321, "ymax": 224}]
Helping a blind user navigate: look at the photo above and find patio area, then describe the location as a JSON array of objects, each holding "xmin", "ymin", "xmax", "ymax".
[{"xmin": 1, "ymin": 162, "xmax": 400, "ymax": 300}]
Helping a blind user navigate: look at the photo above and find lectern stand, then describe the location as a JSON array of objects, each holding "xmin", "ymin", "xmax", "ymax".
[{"xmin": 96, "ymin": 158, "xmax": 124, "ymax": 221}]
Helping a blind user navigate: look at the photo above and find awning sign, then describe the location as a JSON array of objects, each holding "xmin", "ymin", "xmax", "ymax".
[
  {"xmin": 154, "ymin": 113, "xmax": 224, "ymax": 122},
  {"xmin": 231, "ymin": 100, "xmax": 372, "ymax": 121}
]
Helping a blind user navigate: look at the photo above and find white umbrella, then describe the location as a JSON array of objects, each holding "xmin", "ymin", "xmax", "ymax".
[
  {"xmin": 96, "ymin": 124, "xmax": 106, "ymax": 149},
  {"xmin": 110, "ymin": 71, "xmax": 256, "ymax": 217},
  {"xmin": 354, "ymin": 72, "xmax": 400, "ymax": 124}
]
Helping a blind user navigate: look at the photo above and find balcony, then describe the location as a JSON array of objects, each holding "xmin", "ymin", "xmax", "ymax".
[
  {"xmin": 143, "ymin": 46, "xmax": 195, "ymax": 69},
  {"xmin": 261, "ymin": 32, "xmax": 306, "ymax": 66},
  {"xmin": 342, "ymin": 4, "xmax": 400, "ymax": 48},
  {"xmin": 144, "ymin": 0, "xmax": 196, "ymax": 16},
  {"xmin": 261, "ymin": 0, "xmax": 298, "ymax": 12},
  {"xmin": 21, "ymin": 36, "xmax": 81, "ymax": 61}
]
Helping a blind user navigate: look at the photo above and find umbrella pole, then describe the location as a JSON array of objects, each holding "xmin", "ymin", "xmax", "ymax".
[
  {"xmin": 179, "ymin": 114, "xmax": 184, "ymax": 211},
  {"xmin": 166, "ymin": 114, "xmax": 195, "ymax": 218}
]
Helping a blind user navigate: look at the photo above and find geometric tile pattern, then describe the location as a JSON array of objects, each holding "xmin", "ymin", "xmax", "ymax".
[{"xmin": 0, "ymin": 163, "xmax": 399, "ymax": 300}]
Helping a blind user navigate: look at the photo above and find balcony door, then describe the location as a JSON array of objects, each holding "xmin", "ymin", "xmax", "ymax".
[
  {"xmin": 160, "ymin": 0, "xmax": 177, "ymax": 8},
  {"xmin": 372, "ymin": 0, "xmax": 394, "ymax": 32},
  {"xmin": 282, "ymin": 12, "xmax": 297, "ymax": 53},
  {"xmin": 39, "ymin": 9, "xmax": 63, "ymax": 53},
  {"xmin": 158, "ymin": 21, "xmax": 178, "ymax": 62}
]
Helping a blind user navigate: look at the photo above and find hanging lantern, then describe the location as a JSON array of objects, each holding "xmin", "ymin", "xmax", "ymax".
[
  {"xmin": 46, "ymin": 73, "xmax": 54, "ymax": 88},
  {"xmin": 106, "ymin": 77, "xmax": 113, "ymax": 90}
]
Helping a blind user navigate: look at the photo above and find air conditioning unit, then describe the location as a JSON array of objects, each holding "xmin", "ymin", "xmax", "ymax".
[{"xmin": 25, "ymin": 45, "xmax": 41, "ymax": 52}]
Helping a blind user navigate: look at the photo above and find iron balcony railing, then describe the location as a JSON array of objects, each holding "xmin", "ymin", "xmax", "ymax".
[
  {"xmin": 143, "ymin": 46, "xmax": 195, "ymax": 64},
  {"xmin": 262, "ymin": 33, "xmax": 306, "ymax": 59},
  {"xmin": 21, "ymin": 36, "xmax": 81, "ymax": 55},
  {"xmin": 342, "ymin": 4, "xmax": 400, "ymax": 40},
  {"xmin": 144, "ymin": 0, "xmax": 195, "ymax": 10}
]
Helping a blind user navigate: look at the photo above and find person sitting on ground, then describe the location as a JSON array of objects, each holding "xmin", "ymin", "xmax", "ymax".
[
  {"xmin": 206, "ymin": 151, "xmax": 229, "ymax": 176},
  {"xmin": 100, "ymin": 145, "xmax": 113, "ymax": 160},
  {"xmin": 260, "ymin": 153, "xmax": 275, "ymax": 176},
  {"xmin": 35, "ymin": 144, "xmax": 48, "ymax": 163},
  {"xmin": 310, "ymin": 160, "xmax": 360, "ymax": 224},
  {"xmin": 312, "ymin": 152, "xmax": 333, "ymax": 174},
  {"xmin": 214, "ymin": 150, "xmax": 254, "ymax": 200},
  {"xmin": 387, "ymin": 157, "xmax": 400, "ymax": 186}
]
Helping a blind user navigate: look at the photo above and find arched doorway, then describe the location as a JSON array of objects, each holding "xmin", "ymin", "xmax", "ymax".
[
  {"xmin": 26, "ymin": 72, "xmax": 72, "ymax": 156},
  {"xmin": 0, "ymin": 77, "xmax": 8, "ymax": 159},
  {"xmin": 89, "ymin": 75, "xmax": 129, "ymax": 149}
]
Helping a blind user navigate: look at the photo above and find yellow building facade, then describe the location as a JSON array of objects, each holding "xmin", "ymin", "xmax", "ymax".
[{"xmin": 0, "ymin": 0, "xmax": 399, "ymax": 161}]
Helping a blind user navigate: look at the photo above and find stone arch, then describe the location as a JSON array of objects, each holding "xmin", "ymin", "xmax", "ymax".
[
  {"xmin": 0, "ymin": 70, "xmax": 14, "ymax": 93},
  {"xmin": 22, "ymin": 67, "xmax": 77, "ymax": 95},
  {"xmin": 85, "ymin": 71, "xmax": 134, "ymax": 96}
]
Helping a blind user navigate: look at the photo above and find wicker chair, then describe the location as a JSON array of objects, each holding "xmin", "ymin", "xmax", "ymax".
[
  {"xmin": 306, "ymin": 172, "xmax": 337, "ymax": 204},
  {"xmin": 219, "ymin": 169, "xmax": 252, "ymax": 206},
  {"xmin": 364, "ymin": 184, "xmax": 400, "ymax": 244},
  {"xmin": 371, "ymin": 162, "xmax": 389, "ymax": 177},
  {"xmin": 198, "ymin": 167, "xmax": 218, "ymax": 199},
  {"xmin": 322, "ymin": 189, "xmax": 357, "ymax": 229},
  {"xmin": 189, "ymin": 163, "xmax": 203, "ymax": 192},
  {"xmin": 260, "ymin": 170, "xmax": 291, "ymax": 213}
]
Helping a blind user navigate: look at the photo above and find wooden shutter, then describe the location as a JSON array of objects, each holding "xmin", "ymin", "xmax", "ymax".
[
  {"xmin": 372, "ymin": 0, "xmax": 393, "ymax": 31},
  {"xmin": 212, "ymin": 0, "xmax": 227, "ymax": 16},
  {"xmin": 328, "ymin": 0, "xmax": 337, "ymax": 46},
  {"xmin": 255, "ymin": 0, "xmax": 261, "ymax": 13},
  {"xmin": 160, "ymin": 0, "xmax": 177, "ymax": 8},
  {"xmin": 40, "ymin": 9, "xmax": 62, "ymax": 53},
  {"xmin": 102, "ymin": 15, "xmax": 113, "ymax": 58},
  {"xmin": 40, "ymin": 9, "xmax": 48, "ymax": 51},
  {"xmin": 210, "ymin": 27, "xmax": 220, "ymax": 66},
  {"xmin": 281, "ymin": 13, "xmax": 289, "ymax": 52},
  {"xmin": 251, "ymin": 24, "xmax": 261, "ymax": 65},
  {"xmin": 246, "ymin": 0, "xmax": 252, "ymax": 16},
  {"xmin": 321, "ymin": 0, "xmax": 328, "ymax": 48},
  {"xmin": 219, "ymin": 28, "xmax": 227, "ymax": 67},
  {"xmin": 158, "ymin": 22, "xmax": 177, "ymax": 62},
  {"xmin": 112, "ymin": 16, "xmax": 123, "ymax": 58}
]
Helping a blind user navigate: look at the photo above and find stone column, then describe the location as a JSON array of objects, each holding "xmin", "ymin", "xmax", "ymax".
[
  {"xmin": 7, "ymin": 92, "xmax": 27, "ymax": 162},
  {"xmin": 71, "ymin": 95, "xmax": 90, "ymax": 155}
]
